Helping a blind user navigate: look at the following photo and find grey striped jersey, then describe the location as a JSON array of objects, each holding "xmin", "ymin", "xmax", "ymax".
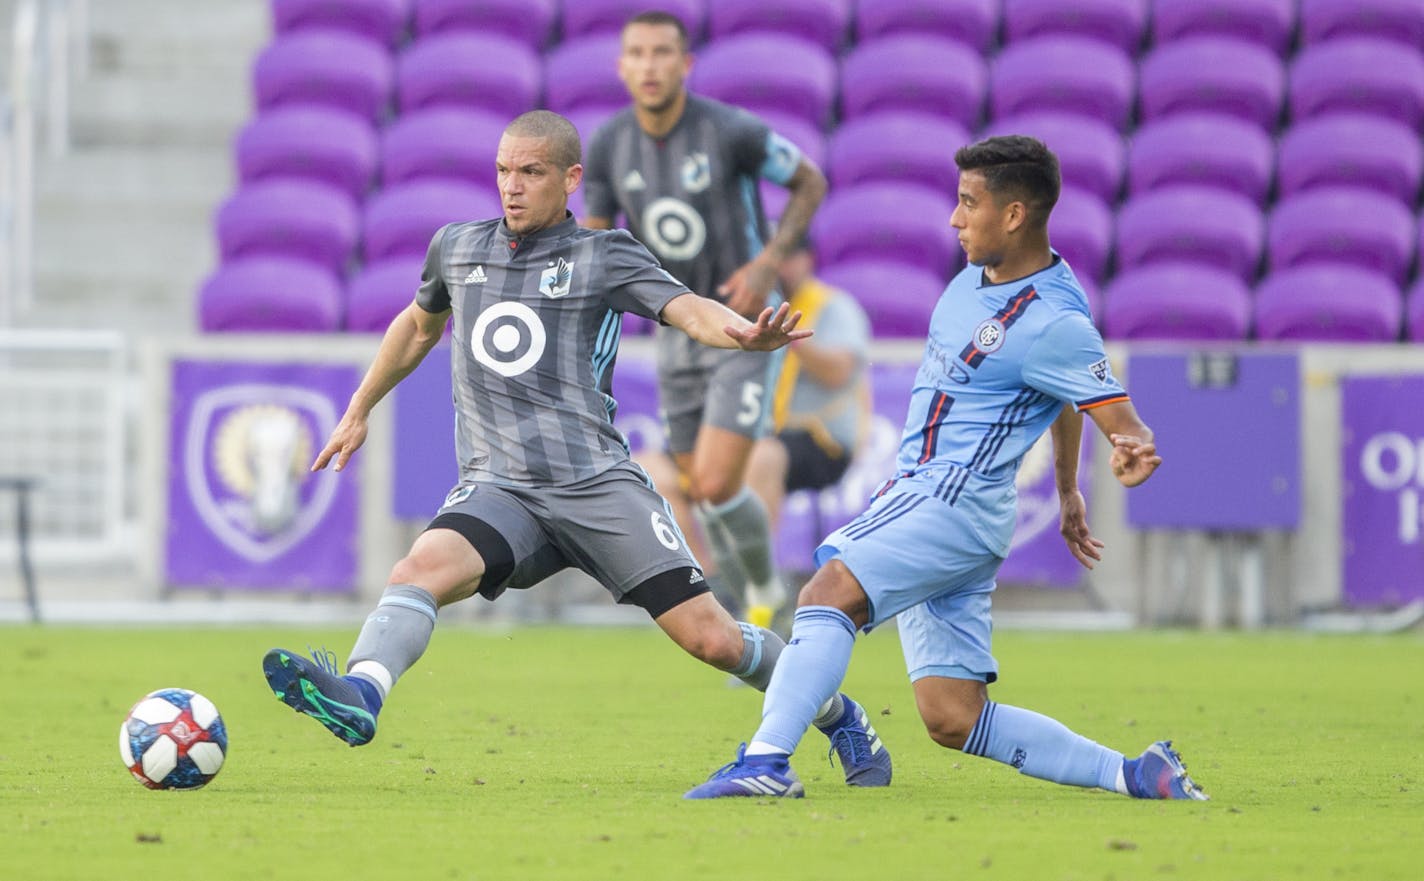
[
  {"xmin": 583, "ymin": 95, "xmax": 803, "ymax": 301},
  {"xmin": 416, "ymin": 214, "xmax": 689, "ymax": 486}
]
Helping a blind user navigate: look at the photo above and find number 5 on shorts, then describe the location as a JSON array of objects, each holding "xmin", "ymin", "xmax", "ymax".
[{"xmin": 736, "ymin": 382, "xmax": 764, "ymax": 428}]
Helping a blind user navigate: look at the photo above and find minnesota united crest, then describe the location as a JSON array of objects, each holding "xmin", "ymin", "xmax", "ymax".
[{"xmin": 539, "ymin": 256, "xmax": 575, "ymax": 298}]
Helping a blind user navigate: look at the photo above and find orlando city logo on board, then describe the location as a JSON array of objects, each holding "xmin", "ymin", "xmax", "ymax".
[{"xmin": 165, "ymin": 360, "xmax": 360, "ymax": 592}]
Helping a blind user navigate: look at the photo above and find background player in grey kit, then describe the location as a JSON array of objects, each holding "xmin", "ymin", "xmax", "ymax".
[
  {"xmin": 261, "ymin": 110, "xmax": 890, "ymax": 788},
  {"xmin": 583, "ymin": 11, "xmax": 829, "ymax": 629}
]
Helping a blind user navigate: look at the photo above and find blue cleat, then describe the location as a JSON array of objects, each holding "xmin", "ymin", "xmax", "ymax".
[
  {"xmin": 262, "ymin": 648, "xmax": 378, "ymax": 747},
  {"xmin": 684, "ymin": 744, "xmax": 805, "ymax": 799},
  {"xmin": 817, "ymin": 694, "xmax": 893, "ymax": 787},
  {"xmin": 1124, "ymin": 740, "xmax": 1209, "ymax": 800}
]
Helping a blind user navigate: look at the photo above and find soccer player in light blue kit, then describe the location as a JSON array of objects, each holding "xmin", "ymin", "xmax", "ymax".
[{"xmin": 686, "ymin": 136, "xmax": 1209, "ymax": 800}]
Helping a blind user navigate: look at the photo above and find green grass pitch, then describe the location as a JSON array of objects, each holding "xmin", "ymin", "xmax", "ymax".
[{"xmin": 2, "ymin": 624, "xmax": 1420, "ymax": 880}]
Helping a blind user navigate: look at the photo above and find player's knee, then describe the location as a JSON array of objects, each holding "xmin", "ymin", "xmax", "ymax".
[
  {"xmin": 796, "ymin": 561, "xmax": 869, "ymax": 623},
  {"xmin": 679, "ymin": 621, "xmax": 743, "ymax": 669},
  {"xmin": 920, "ymin": 706, "xmax": 979, "ymax": 751},
  {"xmin": 686, "ymin": 470, "xmax": 742, "ymax": 505},
  {"xmin": 389, "ymin": 550, "xmax": 483, "ymax": 605}
]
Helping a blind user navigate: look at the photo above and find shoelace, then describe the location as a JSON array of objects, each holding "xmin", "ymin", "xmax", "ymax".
[
  {"xmin": 707, "ymin": 744, "xmax": 751, "ymax": 779},
  {"xmin": 308, "ymin": 645, "xmax": 341, "ymax": 676},
  {"xmin": 827, "ymin": 725, "xmax": 868, "ymax": 767}
]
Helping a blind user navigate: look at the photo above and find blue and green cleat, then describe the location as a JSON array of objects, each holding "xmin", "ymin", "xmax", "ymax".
[
  {"xmin": 262, "ymin": 648, "xmax": 378, "ymax": 747},
  {"xmin": 1124, "ymin": 740, "xmax": 1209, "ymax": 800},
  {"xmin": 818, "ymin": 694, "xmax": 893, "ymax": 787}
]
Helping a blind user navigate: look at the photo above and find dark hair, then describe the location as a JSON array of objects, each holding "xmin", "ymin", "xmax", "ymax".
[
  {"xmin": 953, "ymin": 136, "xmax": 1061, "ymax": 227},
  {"xmin": 624, "ymin": 10, "xmax": 690, "ymax": 51},
  {"xmin": 504, "ymin": 110, "xmax": 582, "ymax": 170}
]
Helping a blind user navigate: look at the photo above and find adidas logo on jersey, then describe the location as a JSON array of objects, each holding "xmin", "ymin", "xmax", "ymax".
[
  {"xmin": 464, "ymin": 265, "xmax": 488, "ymax": 284},
  {"xmin": 623, "ymin": 170, "xmax": 646, "ymax": 191}
]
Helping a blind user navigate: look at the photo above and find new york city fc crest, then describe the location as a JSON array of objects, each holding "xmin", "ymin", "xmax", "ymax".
[{"xmin": 974, "ymin": 318, "xmax": 1006, "ymax": 353}]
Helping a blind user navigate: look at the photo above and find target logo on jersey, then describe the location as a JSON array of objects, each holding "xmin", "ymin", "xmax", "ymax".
[
  {"xmin": 642, "ymin": 197, "xmax": 707, "ymax": 261},
  {"xmin": 472, "ymin": 302, "xmax": 547, "ymax": 377}
]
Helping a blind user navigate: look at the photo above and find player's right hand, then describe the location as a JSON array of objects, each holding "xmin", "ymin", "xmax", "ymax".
[{"xmin": 311, "ymin": 415, "xmax": 368, "ymax": 472}]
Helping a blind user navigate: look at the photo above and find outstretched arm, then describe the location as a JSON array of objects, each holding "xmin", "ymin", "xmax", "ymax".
[
  {"xmin": 718, "ymin": 158, "xmax": 828, "ymax": 316},
  {"xmin": 660, "ymin": 293, "xmax": 812, "ymax": 351},
  {"xmin": 312, "ymin": 302, "xmax": 450, "ymax": 472},
  {"xmin": 1084, "ymin": 399, "xmax": 1161, "ymax": 488},
  {"xmin": 1050, "ymin": 405, "xmax": 1104, "ymax": 569}
]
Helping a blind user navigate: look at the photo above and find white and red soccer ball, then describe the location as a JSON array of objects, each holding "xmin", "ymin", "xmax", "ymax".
[{"xmin": 119, "ymin": 688, "xmax": 228, "ymax": 790}]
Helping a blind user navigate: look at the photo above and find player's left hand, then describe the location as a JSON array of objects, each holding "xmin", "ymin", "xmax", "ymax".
[
  {"xmin": 1059, "ymin": 488, "xmax": 1104, "ymax": 570},
  {"xmin": 717, "ymin": 255, "xmax": 777, "ymax": 318},
  {"xmin": 1109, "ymin": 434, "xmax": 1161, "ymax": 487},
  {"xmin": 723, "ymin": 302, "xmax": 812, "ymax": 351}
]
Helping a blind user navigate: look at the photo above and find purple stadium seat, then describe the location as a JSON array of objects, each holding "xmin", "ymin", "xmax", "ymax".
[
  {"xmin": 1289, "ymin": 38, "xmax": 1424, "ymax": 128},
  {"xmin": 1301, "ymin": 0, "xmax": 1424, "ymax": 49},
  {"xmin": 564, "ymin": 105, "xmax": 622, "ymax": 143},
  {"xmin": 199, "ymin": 256, "xmax": 344, "ymax": 333},
  {"xmin": 235, "ymin": 106, "xmax": 378, "ymax": 199},
  {"xmin": 363, "ymin": 180, "xmax": 501, "ymax": 262},
  {"xmin": 1049, "ymin": 186, "xmax": 1113, "ymax": 284},
  {"xmin": 708, "ymin": 0, "xmax": 850, "ymax": 52},
  {"xmin": 396, "ymin": 33, "xmax": 542, "ymax": 117},
  {"xmin": 691, "ymin": 34, "xmax": 837, "ymax": 127},
  {"xmin": 344, "ymin": 256, "xmax": 425, "ymax": 332},
  {"xmin": 543, "ymin": 35, "xmax": 625, "ymax": 114},
  {"xmin": 1277, "ymin": 114, "xmax": 1422, "ymax": 205},
  {"xmin": 810, "ymin": 183, "xmax": 958, "ymax": 278},
  {"xmin": 855, "ymin": 0, "xmax": 999, "ymax": 50},
  {"xmin": 991, "ymin": 36, "xmax": 1135, "ymax": 130},
  {"xmin": 1267, "ymin": 187, "xmax": 1416, "ymax": 283},
  {"xmin": 980, "ymin": 111, "xmax": 1124, "ymax": 203},
  {"xmin": 1002, "ymin": 0, "xmax": 1148, "ymax": 53},
  {"xmin": 827, "ymin": 112, "xmax": 969, "ymax": 195},
  {"xmin": 380, "ymin": 108, "xmax": 506, "ymax": 187},
  {"xmin": 754, "ymin": 110, "xmax": 826, "ymax": 170},
  {"xmin": 1408, "ymin": 277, "xmax": 1424, "ymax": 341},
  {"xmin": 760, "ymin": 182, "xmax": 789, "ymax": 225},
  {"xmin": 1255, "ymin": 264, "xmax": 1402, "ymax": 342},
  {"xmin": 818, "ymin": 259, "xmax": 945, "ymax": 337},
  {"xmin": 216, "ymin": 180, "xmax": 359, "ymax": 272},
  {"xmin": 1150, "ymin": 0, "xmax": 1296, "ymax": 54},
  {"xmin": 1103, "ymin": 262, "xmax": 1252, "ymax": 341},
  {"xmin": 562, "ymin": 0, "xmax": 707, "ymax": 42},
  {"xmin": 253, "ymin": 29, "xmax": 394, "ymax": 122},
  {"xmin": 1115, "ymin": 185, "xmax": 1264, "ymax": 282},
  {"xmin": 1126, "ymin": 113, "xmax": 1275, "ymax": 205},
  {"xmin": 271, "ymin": 0, "xmax": 409, "ymax": 48},
  {"xmin": 1138, "ymin": 37, "xmax": 1285, "ymax": 130},
  {"xmin": 412, "ymin": 0, "xmax": 555, "ymax": 47},
  {"xmin": 839, "ymin": 36, "xmax": 987, "ymax": 130}
]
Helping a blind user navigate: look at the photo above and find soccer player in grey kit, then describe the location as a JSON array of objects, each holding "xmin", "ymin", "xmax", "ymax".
[
  {"xmin": 583, "ymin": 11, "xmax": 829, "ymax": 630},
  {"xmin": 261, "ymin": 111, "xmax": 890, "ymax": 788}
]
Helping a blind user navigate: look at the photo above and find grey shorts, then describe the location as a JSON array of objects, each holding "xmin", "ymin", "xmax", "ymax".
[
  {"xmin": 429, "ymin": 461, "xmax": 701, "ymax": 602},
  {"xmin": 656, "ymin": 328, "xmax": 782, "ymax": 454}
]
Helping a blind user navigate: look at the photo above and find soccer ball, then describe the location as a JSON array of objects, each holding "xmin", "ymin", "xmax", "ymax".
[{"xmin": 119, "ymin": 688, "xmax": 228, "ymax": 790}]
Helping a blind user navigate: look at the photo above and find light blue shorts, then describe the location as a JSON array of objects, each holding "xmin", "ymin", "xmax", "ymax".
[{"xmin": 815, "ymin": 488, "xmax": 1004, "ymax": 683}]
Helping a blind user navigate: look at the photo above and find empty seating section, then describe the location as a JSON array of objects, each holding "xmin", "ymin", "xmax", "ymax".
[{"xmin": 199, "ymin": 0, "xmax": 1424, "ymax": 340}]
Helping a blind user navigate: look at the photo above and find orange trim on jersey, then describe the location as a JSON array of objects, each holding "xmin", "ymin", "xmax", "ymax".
[{"xmin": 1078, "ymin": 394, "xmax": 1131, "ymax": 411}]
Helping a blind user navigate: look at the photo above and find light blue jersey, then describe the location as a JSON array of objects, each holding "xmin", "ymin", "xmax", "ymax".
[
  {"xmin": 879, "ymin": 254, "xmax": 1126, "ymax": 556},
  {"xmin": 817, "ymin": 254, "xmax": 1127, "ymax": 674}
]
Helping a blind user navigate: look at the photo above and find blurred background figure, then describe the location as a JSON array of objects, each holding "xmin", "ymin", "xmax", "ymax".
[{"xmin": 636, "ymin": 237, "xmax": 871, "ymax": 628}]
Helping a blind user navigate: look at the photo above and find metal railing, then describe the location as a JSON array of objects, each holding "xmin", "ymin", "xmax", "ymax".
[{"xmin": 2, "ymin": 0, "xmax": 87, "ymax": 327}]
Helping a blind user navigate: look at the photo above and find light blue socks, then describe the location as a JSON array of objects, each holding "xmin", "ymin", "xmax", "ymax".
[{"xmin": 964, "ymin": 700, "xmax": 1124, "ymax": 791}]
